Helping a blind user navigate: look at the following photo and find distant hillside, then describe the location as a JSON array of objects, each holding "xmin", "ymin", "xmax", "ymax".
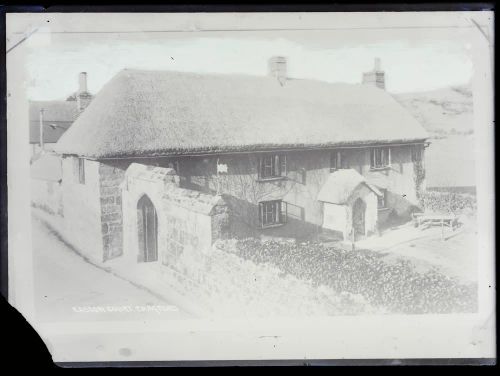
[
  {"xmin": 393, "ymin": 85, "xmax": 474, "ymax": 136},
  {"xmin": 393, "ymin": 85, "xmax": 476, "ymax": 188}
]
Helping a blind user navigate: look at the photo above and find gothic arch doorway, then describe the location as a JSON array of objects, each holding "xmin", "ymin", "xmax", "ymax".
[
  {"xmin": 137, "ymin": 195, "xmax": 158, "ymax": 262},
  {"xmin": 352, "ymin": 198, "xmax": 366, "ymax": 241}
]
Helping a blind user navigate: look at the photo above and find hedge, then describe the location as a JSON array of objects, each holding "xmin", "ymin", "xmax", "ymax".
[
  {"xmin": 222, "ymin": 239, "xmax": 477, "ymax": 314},
  {"xmin": 420, "ymin": 191, "xmax": 476, "ymax": 215}
]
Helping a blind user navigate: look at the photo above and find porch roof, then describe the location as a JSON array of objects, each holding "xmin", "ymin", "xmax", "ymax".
[{"xmin": 317, "ymin": 169, "xmax": 382, "ymax": 205}]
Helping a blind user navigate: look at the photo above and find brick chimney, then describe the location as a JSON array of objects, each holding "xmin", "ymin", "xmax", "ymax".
[
  {"xmin": 362, "ymin": 58, "xmax": 386, "ymax": 90},
  {"xmin": 268, "ymin": 56, "xmax": 287, "ymax": 85},
  {"xmin": 76, "ymin": 72, "xmax": 92, "ymax": 111}
]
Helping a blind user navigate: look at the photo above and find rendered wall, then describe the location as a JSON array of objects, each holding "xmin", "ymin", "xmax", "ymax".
[
  {"xmin": 31, "ymin": 179, "xmax": 63, "ymax": 216},
  {"xmin": 95, "ymin": 144, "xmax": 423, "ymax": 242},
  {"xmin": 61, "ymin": 156, "xmax": 104, "ymax": 262},
  {"xmin": 174, "ymin": 145, "xmax": 420, "ymax": 239},
  {"xmin": 322, "ymin": 203, "xmax": 348, "ymax": 238},
  {"xmin": 322, "ymin": 184, "xmax": 378, "ymax": 240}
]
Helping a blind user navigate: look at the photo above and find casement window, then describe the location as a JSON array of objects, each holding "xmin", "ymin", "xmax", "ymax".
[
  {"xmin": 330, "ymin": 150, "xmax": 342, "ymax": 171},
  {"xmin": 378, "ymin": 189, "xmax": 388, "ymax": 209},
  {"xmin": 73, "ymin": 157, "xmax": 85, "ymax": 184},
  {"xmin": 370, "ymin": 147, "xmax": 391, "ymax": 170},
  {"xmin": 259, "ymin": 200, "xmax": 287, "ymax": 228},
  {"xmin": 258, "ymin": 154, "xmax": 287, "ymax": 180}
]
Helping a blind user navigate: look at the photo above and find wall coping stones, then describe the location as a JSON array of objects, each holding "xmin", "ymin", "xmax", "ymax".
[{"xmin": 124, "ymin": 162, "xmax": 225, "ymax": 216}]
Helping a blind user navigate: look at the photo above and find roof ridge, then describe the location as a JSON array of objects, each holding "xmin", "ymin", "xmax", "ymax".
[
  {"xmin": 55, "ymin": 68, "xmax": 428, "ymax": 158},
  {"xmin": 115, "ymin": 68, "xmax": 380, "ymax": 89}
]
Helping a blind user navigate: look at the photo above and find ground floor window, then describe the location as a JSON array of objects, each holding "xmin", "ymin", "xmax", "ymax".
[{"xmin": 259, "ymin": 200, "xmax": 287, "ymax": 228}]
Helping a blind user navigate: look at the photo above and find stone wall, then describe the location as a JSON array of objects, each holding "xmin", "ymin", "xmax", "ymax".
[
  {"xmin": 98, "ymin": 163, "xmax": 125, "ymax": 261},
  {"xmin": 140, "ymin": 242, "xmax": 368, "ymax": 317},
  {"xmin": 122, "ymin": 164, "xmax": 229, "ymax": 282}
]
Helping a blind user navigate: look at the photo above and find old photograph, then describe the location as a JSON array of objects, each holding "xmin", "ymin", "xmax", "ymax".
[{"xmin": 6, "ymin": 11, "xmax": 495, "ymax": 364}]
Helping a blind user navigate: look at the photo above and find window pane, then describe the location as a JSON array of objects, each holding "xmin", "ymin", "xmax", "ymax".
[
  {"xmin": 260, "ymin": 200, "xmax": 285, "ymax": 226},
  {"xmin": 372, "ymin": 148, "xmax": 391, "ymax": 168},
  {"xmin": 261, "ymin": 155, "xmax": 286, "ymax": 178},
  {"xmin": 280, "ymin": 155, "xmax": 287, "ymax": 176},
  {"xmin": 263, "ymin": 156, "xmax": 273, "ymax": 177},
  {"xmin": 331, "ymin": 151, "xmax": 337, "ymax": 170}
]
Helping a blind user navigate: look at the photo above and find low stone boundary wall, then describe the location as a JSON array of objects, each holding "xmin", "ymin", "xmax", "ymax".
[{"xmin": 153, "ymin": 242, "xmax": 371, "ymax": 317}]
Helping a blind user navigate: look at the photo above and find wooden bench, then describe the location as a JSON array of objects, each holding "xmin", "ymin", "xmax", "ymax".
[{"xmin": 412, "ymin": 213, "xmax": 459, "ymax": 231}]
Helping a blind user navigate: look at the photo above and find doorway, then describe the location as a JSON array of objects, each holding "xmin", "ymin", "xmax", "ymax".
[
  {"xmin": 137, "ymin": 195, "xmax": 158, "ymax": 262},
  {"xmin": 352, "ymin": 198, "xmax": 366, "ymax": 241}
]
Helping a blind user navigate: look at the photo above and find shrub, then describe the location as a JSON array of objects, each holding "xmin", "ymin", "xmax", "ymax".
[
  {"xmin": 421, "ymin": 191, "xmax": 476, "ymax": 214},
  {"xmin": 230, "ymin": 239, "xmax": 477, "ymax": 314}
]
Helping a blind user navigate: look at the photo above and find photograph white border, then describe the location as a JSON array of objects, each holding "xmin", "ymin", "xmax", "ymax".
[{"xmin": 6, "ymin": 11, "xmax": 495, "ymax": 363}]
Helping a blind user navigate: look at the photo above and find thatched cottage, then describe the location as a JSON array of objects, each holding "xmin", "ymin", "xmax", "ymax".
[{"xmin": 54, "ymin": 58, "xmax": 428, "ymax": 264}]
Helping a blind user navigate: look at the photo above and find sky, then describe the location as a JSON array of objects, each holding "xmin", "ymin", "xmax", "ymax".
[{"xmin": 24, "ymin": 28, "xmax": 474, "ymax": 100}]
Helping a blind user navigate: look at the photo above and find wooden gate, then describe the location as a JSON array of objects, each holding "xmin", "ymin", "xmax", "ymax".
[{"xmin": 137, "ymin": 195, "xmax": 158, "ymax": 262}]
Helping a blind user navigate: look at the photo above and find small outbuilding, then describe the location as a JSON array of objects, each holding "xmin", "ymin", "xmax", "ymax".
[{"xmin": 318, "ymin": 169, "xmax": 382, "ymax": 240}]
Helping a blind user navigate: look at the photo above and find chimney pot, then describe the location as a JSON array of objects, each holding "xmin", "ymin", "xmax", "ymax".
[
  {"xmin": 76, "ymin": 72, "xmax": 92, "ymax": 111},
  {"xmin": 268, "ymin": 56, "xmax": 287, "ymax": 84},
  {"xmin": 78, "ymin": 72, "xmax": 88, "ymax": 94},
  {"xmin": 362, "ymin": 58, "xmax": 385, "ymax": 90}
]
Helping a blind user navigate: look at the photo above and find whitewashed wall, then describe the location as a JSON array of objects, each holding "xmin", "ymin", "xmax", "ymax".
[
  {"xmin": 31, "ymin": 179, "xmax": 63, "ymax": 216},
  {"xmin": 322, "ymin": 203, "xmax": 348, "ymax": 238},
  {"xmin": 61, "ymin": 157, "xmax": 104, "ymax": 262},
  {"xmin": 322, "ymin": 184, "xmax": 378, "ymax": 240}
]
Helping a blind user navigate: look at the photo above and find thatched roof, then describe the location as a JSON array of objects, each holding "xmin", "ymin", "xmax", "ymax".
[
  {"xmin": 55, "ymin": 69, "xmax": 428, "ymax": 158},
  {"xmin": 30, "ymin": 101, "xmax": 80, "ymax": 144},
  {"xmin": 317, "ymin": 169, "xmax": 381, "ymax": 204}
]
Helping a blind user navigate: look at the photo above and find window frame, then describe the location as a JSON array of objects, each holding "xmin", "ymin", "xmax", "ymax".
[
  {"xmin": 258, "ymin": 200, "xmax": 287, "ymax": 228},
  {"xmin": 370, "ymin": 147, "xmax": 391, "ymax": 170},
  {"xmin": 168, "ymin": 160, "xmax": 180, "ymax": 174},
  {"xmin": 258, "ymin": 154, "xmax": 287, "ymax": 181}
]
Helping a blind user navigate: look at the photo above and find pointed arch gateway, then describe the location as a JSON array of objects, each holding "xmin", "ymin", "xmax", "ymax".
[
  {"xmin": 137, "ymin": 194, "xmax": 158, "ymax": 262},
  {"xmin": 352, "ymin": 198, "xmax": 366, "ymax": 241}
]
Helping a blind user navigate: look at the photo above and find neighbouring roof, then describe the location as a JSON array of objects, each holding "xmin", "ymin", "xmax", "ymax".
[
  {"xmin": 30, "ymin": 153, "xmax": 62, "ymax": 182},
  {"xmin": 55, "ymin": 69, "xmax": 429, "ymax": 158},
  {"xmin": 317, "ymin": 169, "xmax": 381, "ymax": 204},
  {"xmin": 30, "ymin": 101, "xmax": 81, "ymax": 144}
]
